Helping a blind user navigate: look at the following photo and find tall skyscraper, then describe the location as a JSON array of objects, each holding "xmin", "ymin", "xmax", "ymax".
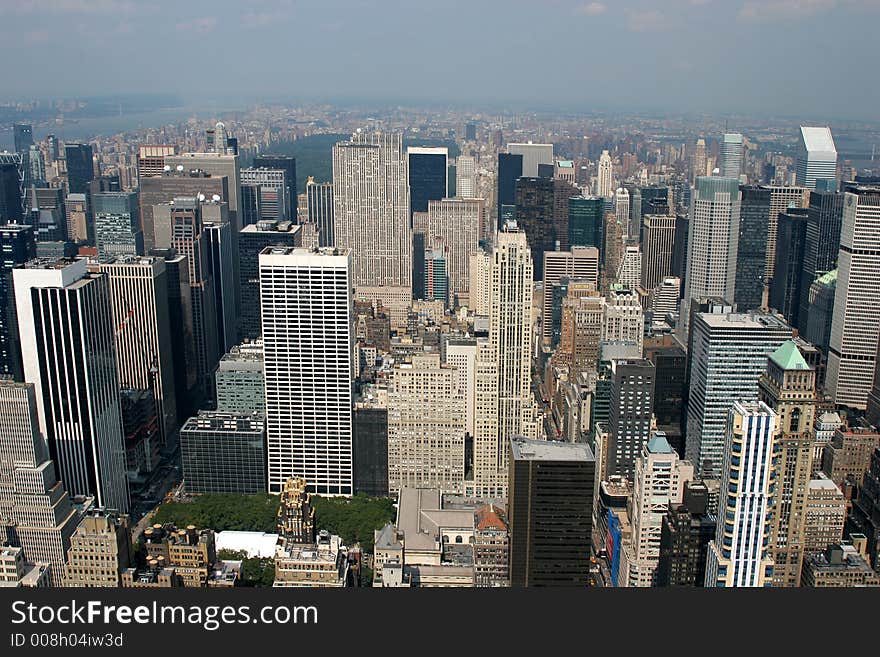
[
  {"xmin": 13, "ymin": 259, "xmax": 129, "ymax": 511},
  {"xmin": 797, "ymin": 190, "xmax": 844, "ymax": 333},
  {"xmin": 509, "ymin": 437, "xmax": 595, "ymax": 587},
  {"xmin": 607, "ymin": 359, "xmax": 656, "ymax": 479},
  {"xmin": 720, "ymin": 133, "xmax": 744, "ymax": 179},
  {"xmin": 568, "ymin": 196, "xmax": 605, "ymax": 262},
  {"xmin": 602, "ymin": 285, "xmax": 644, "ymax": 351},
  {"xmin": 641, "ymin": 214, "xmax": 676, "ymax": 292},
  {"xmin": 764, "ymin": 186, "xmax": 809, "ymax": 286},
  {"xmin": 827, "ymin": 184, "xmax": 880, "ymax": 409},
  {"xmin": 202, "ymin": 205, "xmax": 236, "ymax": 355},
  {"xmin": 497, "ymin": 152, "xmax": 523, "ymax": 226},
  {"xmin": 306, "ymin": 178, "xmax": 334, "ymax": 246},
  {"xmin": 13, "ymin": 124, "xmax": 33, "ymax": 156},
  {"xmin": 770, "ymin": 208, "xmax": 809, "ymax": 327},
  {"xmin": 240, "ymin": 168, "xmax": 289, "ymax": 226},
  {"xmin": 165, "ymin": 153, "xmax": 242, "ymax": 232},
  {"xmin": 735, "ymin": 186, "xmax": 771, "ymax": 311},
  {"xmin": 93, "ymin": 191, "xmax": 142, "ymax": 257},
  {"xmin": 628, "ymin": 435, "xmax": 694, "ymax": 587},
  {"xmin": 515, "ymin": 176, "xmax": 556, "ymax": 281},
  {"xmin": 507, "ymin": 142, "xmax": 553, "ymax": 178},
  {"xmin": 541, "ymin": 246, "xmax": 600, "ymax": 344},
  {"xmin": 656, "ymin": 481, "xmax": 716, "ymax": 587},
  {"xmin": 596, "ymin": 150, "xmax": 613, "ymax": 199},
  {"xmin": 424, "ymin": 197, "xmax": 483, "ymax": 306},
  {"xmin": 758, "ymin": 341, "xmax": 816, "ymax": 587},
  {"xmin": 260, "ymin": 246, "xmax": 353, "ymax": 495},
  {"xmin": 685, "ymin": 311, "xmax": 791, "ymax": 479},
  {"xmin": 333, "ymin": 132, "xmax": 411, "ymax": 300},
  {"xmin": 472, "ymin": 227, "xmax": 537, "ymax": 498},
  {"xmin": 407, "ymin": 147, "xmax": 447, "ymax": 216},
  {"xmin": 796, "ymin": 126, "xmax": 838, "ymax": 191},
  {"xmin": 682, "ymin": 177, "xmax": 741, "ymax": 330},
  {"xmin": 455, "ymin": 155, "xmax": 476, "ymax": 198},
  {"xmin": 691, "ymin": 138, "xmax": 707, "ymax": 182},
  {"xmin": 616, "ymin": 245, "xmax": 641, "ymax": 289},
  {"xmin": 0, "ymin": 381, "xmax": 80, "ymax": 586},
  {"xmin": 705, "ymin": 401, "xmax": 778, "ymax": 587},
  {"xmin": 445, "ymin": 338, "xmax": 477, "ymax": 438},
  {"xmin": 252, "ymin": 155, "xmax": 296, "ymax": 210},
  {"xmin": 614, "ymin": 188, "xmax": 632, "ymax": 240},
  {"xmin": 0, "ymin": 157, "xmax": 24, "ymax": 224},
  {"xmin": 136, "ymin": 145, "xmax": 175, "ymax": 179},
  {"xmin": 0, "ymin": 224, "xmax": 35, "ymax": 380},
  {"xmin": 64, "ymin": 143, "xmax": 95, "ymax": 194},
  {"xmin": 387, "ymin": 354, "xmax": 465, "ymax": 494}
]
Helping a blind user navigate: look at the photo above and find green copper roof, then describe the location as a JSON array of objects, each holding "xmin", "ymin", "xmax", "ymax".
[
  {"xmin": 817, "ymin": 269, "xmax": 838, "ymax": 286},
  {"xmin": 770, "ymin": 340, "xmax": 810, "ymax": 371},
  {"xmin": 647, "ymin": 434, "xmax": 674, "ymax": 454}
]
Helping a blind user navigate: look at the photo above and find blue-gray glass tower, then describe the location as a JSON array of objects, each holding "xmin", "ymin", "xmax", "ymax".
[
  {"xmin": 407, "ymin": 150, "xmax": 447, "ymax": 216},
  {"xmin": 797, "ymin": 190, "xmax": 844, "ymax": 333},
  {"xmin": 734, "ymin": 186, "xmax": 771, "ymax": 312},
  {"xmin": 770, "ymin": 208, "xmax": 809, "ymax": 328},
  {"xmin": 0, "ymin": 161, "xmax": 23, "ymax": 224},
  {"xmin": 569, "ymin": 197, "xmax": 605, "ymax": 267},
  {"xmin": 64, "ymin": 143, "xmax": 94, "ymax": 194},
  {"xmin": 498, "ymin": 153, "xmax": 523, "ymax": 228},
  {"xmin": 0, "ymin": 224, "xmax": 36, "ymax": 380}
]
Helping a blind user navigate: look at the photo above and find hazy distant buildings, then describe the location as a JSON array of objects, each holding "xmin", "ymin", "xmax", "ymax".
[{"xmin": 720, "ymin": 133, "xmax": 744, "ymax": 179}]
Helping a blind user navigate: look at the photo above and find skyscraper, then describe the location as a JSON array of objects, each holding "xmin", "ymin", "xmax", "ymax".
[
  {"xmin": 252, "ymin": 155, "xmax": 296, "ymax": 211},
  {"xmin": 596, "ymin": 150, "xmax": 613, "ymax": 199},
  {"xmin": 770, "ymin": 208, "xmax": 809, "ymax": 327},
  {"xmin": 13, "ymin": 259, "xmax": 129, "ymax": 511},
  {"xmin": 614, "ymin": 188, "xmax": 632, "ymax": 240},
  {"xmin": 508, "ymin": 437, "xmax": 595, "ymax": 587},
  {"xmin": 691, "ymin": 138, "xmax": 707, "ymax": 182},
  {"xmin": 179, "ymin": 412, "xmax": 266, "ymax": 494},
  {"xmin": 455, "ymin": 155, "xmax": 476, "ymax": 198},
  {"xmin": 826, "ymin": 184, "xmax": 880, "ymax": 409},
  {"xmin": 797, "ymin": 190, "xmax": 843, "ymax": 333},
  {"xmin": 424, "ymin": 197, "xmax": 483, "ymax": 306},
  {"xmin": 734, "ymin": 185, "xmax": 771, "ymax": 311},
  {"xmin": 64, "ymin": 143, "xmax": 95, "ymax": 194},
  {"xmin": 333, "ymin": 132, "xmax": 411, "ymax": 300},
  {"xmin": 136, "ymin": 145, "xmax": 175, "ymax": 179},
  {"xmin": 165, "ymin": 153, "xmax": 242, "ymax": 233},
  {"xmin": 541, "ymin": 246, "xmax": 600, "ymax": 344},
  {"xmin": 306, "ymin": 178, "xmax": 334, "ymax": 246},
  {"xmin": 407, "ymin": 147, "xmax": 447, "ymax": 216},
  {"xmin": 685, "ymin": 311, "xmax": 791, "ymax": 479},
  {"xmin": 260, "ymin": 246, "xmax": 353, "ymax": 495},
  {"xmin": 720, "ymin": 133, "xmax": 744, "ymax": 179},
  {"xmin": 568, "ymin": 196, "xmax": 605, "ymax": 261},
  {"xmin": 515, "ymin": 176, "xmax": 556, "ymax": 281},
  {"xmin": 497, "ymin": 152, "xmax": 523, "ymax": 226},
  {"xmin": 13, "ymin": 124, "xmax": 33, "ymax": 156},
  {"xmin": 607, "ymin": 359, "xmax": 656, "ymax": 479},
  {"xmin": 796, "ymin": 126, "xmax": 838, "ymax": 191},
  {"xmin": 93, "ymin": 191, "xmax": 142, "ymax": 258},
  {"xmin": 240, "ymin": 168, "xmax": 289, "ymax": 226},
  {"xmin": 705, "ymin": 401, "xmax": 778, "ymax": 587},
  {"xmin": 0, "ymin": 157, "xmax": 24, "ymax": 224},
  {"xmin": 758, "ymin": 341, "xmax": 816, "ymax": 587},
  {"xmin": 641, "ymin": 214, "xmax": 676, "ymax": 292},
  {"xmin": 0, "ymin": 224, "xmax": 35, "ymax": 380},
  {"xmin": 507, "ymin": 142, "xmax": 553, "ymax": 178}
]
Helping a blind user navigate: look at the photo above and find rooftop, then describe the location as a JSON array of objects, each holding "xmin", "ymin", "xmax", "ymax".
[
  {"xmin": 511, "ymin": 437, "xmax": 594, "ymax": 462},
  {"xmin": 770, "ymin": 340, "xmax": 810, "ymax": 371},
  {"xmin": 800, "ymin": 126, "xmax": 837, "ymax": 155}
]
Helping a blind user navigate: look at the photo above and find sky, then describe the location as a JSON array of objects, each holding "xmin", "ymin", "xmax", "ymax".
[{"xmin": 1, "ymin": 0, "xmax": 879, "ymax": 120}]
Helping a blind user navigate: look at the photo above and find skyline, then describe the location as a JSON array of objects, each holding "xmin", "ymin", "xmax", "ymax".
[{"xmin": 1, "ymin": 1, "xmax": 880, "ymax": 119}]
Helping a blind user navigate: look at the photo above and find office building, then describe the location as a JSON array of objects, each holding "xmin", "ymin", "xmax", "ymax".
[
  {"xmin": 509, "ymin": 437, "xmax": 595, "ymax": 587},
  {"xmin": 0, "ymin": 158, "xmax": 24, "ymax": 224},
  {"xmin": 801, "ymin": 543, "xmax": 880, "ymax": 587},
  {"xmin": 827, "ymin": 184, "xmax": 880, "ymax": 409},
  {"xmin": 200, "ymin": 202, "xmax": 236, "ymax": 356},
  {"xmin": 474, "ymin": 505, "xmax": 509, "ymax": 587},
  {"xmin": 685, "ymin": 311, "xmax": 791, "ymax": 479},
  {"xmin": 64, "ymin": 143, "xmax": 94, "ymax": 194},
  {"xmin": 804, "ymin": 473, "xmax": 846, "ymax": 553},
  {"xmin": 541, "ymin": 246, "xmax": 600, "ymax": 344},
  {"xmin": 423, "ymin": 242, "xmax": 447, "ymax": 305},
  {"xmin": 215, "ymin": 340, "xmax": 264, "ymax": 416},
  {"xmin": 568, "ymin": 196, "xmax": 605, "ymax": 263},
  {"xmin": 166, "ymin": 153, "xmax": 242, "ymax": 232},
  {"xmin": 553, "ymin": 282, "xmax": 604, "ymax": 372},
  {"xmin": 260, "ymin": 247, "xmax": 353, "ymax": 495},
  {"xmin": 758, "ymin": 341, "xmax": 817, "ymax": 587},
  {"xmin": 847, "ymin": 448, "xmax": 880, "ymax": 570},
  {"xmin": 735, "ymin": 185, "xmax": 771, "ymax": 311},
  {"xmin": 770, "ymin": 208, "xmax": 809, "ymax": 326},
  {"xmin": 445, "ymin": 338, "xmax": 477, "ymax": 438},
  {"xmin": 603, "ymin": 285, "xmax": 644, "ymax": 351},
  {"xmin": 0, "ymin": 224, "xmax": 35, "ymax": 380},
  {"xmin": 657, "ymin": 481, "xmax": 716, "ymax": 587},
  {"xmin": 0, "ymin": 545, "xmax": 49, "ymax": 587},
  {"xmin": 13, "ymin": 124, "xmax": 33, "ymax": 156},
  {"xmin": 596, "ymin": 150, "xmax": 613, "ymax": 199},
  {"xmin": 796, "ymin": 126, "xmax": 838, "ymax": 191},
  {"xmin": 628, "ymin": 435, "xmax": 694, "ymax": 586},
  {"xmin": 333, "ymin": 132, "xmax": 411, "ymax": 301},
  {"xmin": 804, "ymin": 269, "xmax": 837, "ymax": 352},
  {"xmin": 13, "ymin": 259, "xmax": 129, "ymax": 511},
  {"xmin": 180, "ymin": 412, "xmax": 266, "ymax": 494},
  {"xmin": 614, "ymin": 188, "xmax": 631, "ymax": 240},
  {"xmin": 93, "ymin": 191, "xmax": 142, "ymax": 257},
  {"xmin": 822, "ymin": 427, "xmax": 880, "ymax": 489},
  {"xmin": 455, "ymin": 155, "xmax": 476, "ymax": 198},
  {"xmin": 99, "ymin": 256, "xmax": 177, "ymax": 443},
  {"xmin": 63, "ymin": 509, "xmax": 133, "ymax": 587},
  {"xmin": 0, "ymin": 382, "xmax": 80, "ymax": 585},
  {"xmin": 354, "ymin": 394, "xmax": 388, "ymax": 497},
  {"xmin": 797, "ymin": 190, "xmax": 844, "ymax": 333},
  {"xmin": 136, "ymin": 145, "xmax": 175, "ymax": 179},
  {"xmin": 497, "ymin": 152, "xmax": 523, "ymax": 226},
  {"xmin": 424, "ymin": 197, "xmax": 483, "ymax": 305},
  {"xmin": 616, "ymin": 245, "xmax": 641, "ymax": 289},
  {"xmin": 644, "ymin": 336, "xmax": 687, "ymax": 454},
  {"xmin": 607, "ymin": 360, "xmax": 655, "ymax": 479},
  {"xmin": 408, "ymin": 147, "xmax": 448, "ymax": 216},
  {"xmin": 507, "ymin": 142, "xmax": 553, "ymax": 178},
  {"xmin": 641, "ymin": 214, "xmax": 675, "ymax": 292},
  {"xmin": 241, "ymin": 167, "xmax": 289, "ymax": 226},
  {"xmin": 705, "ymin": 402, "xmax": 778, "ymax": 587},
  {"xmin": 306, "ymin": 178, "xmax": 333, "ymax": 246},
  {"xmin": 252, "ymin": 155, "xmax": 296, "ymax": 211},
  {"xmin": 515, "ymin": 176, "xmax": 557, "ymax": 281},
  {"xmin": 387, "ymin": 355, "xmax": 466, "ymax": 494},
  {"xmin": 720, "ymin": 133, "xmax": 744, "ymax": 179}
]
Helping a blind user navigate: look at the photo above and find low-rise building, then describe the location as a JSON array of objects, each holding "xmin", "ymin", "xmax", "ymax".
[
  {"xmin": 0, "ymin": 545, "xmax": 50, "ymax": 588},
  {"xmin": 801, "ymin": 542, "xmax": 880, "ymax": 588}
]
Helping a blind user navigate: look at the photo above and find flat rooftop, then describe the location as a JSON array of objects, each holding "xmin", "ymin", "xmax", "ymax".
[{"xmin": 511, "ymin": 437, "xmax": 594, "ymax": 462}]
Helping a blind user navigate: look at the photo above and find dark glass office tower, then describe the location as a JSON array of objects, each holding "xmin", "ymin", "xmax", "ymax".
[
  {"xmin": 0, "ymin": 224, "xmax": 36, "ymax": 380},
  {"xmin": 353, "ymin": 405, "xmax": 389, "ymax": 497},
  {"xmin": 465, "ymin": 123, "xmax": 477, "ymax": 141},
  {"xmin": 515, "ymin": 176, "xmax": 556, "ymax": 280},
  {"xmin": 798, "ymin": 190, "xmax": 844, "ymax": 333},
  {"xmin": 735, "ymin": 185, "xmax": 771, "ymax": 311},
  {"xmin": 608, "ymin": 359, "xmax": 656, "ymax": 479},
  {"xmin": 407, "ymin": 148, "xmax": 447, "ymax": 216},
  {"xmin": 509, "ymin": 437, "xmax": 595, "ymax": 587},
  {"xmin": 498, "ymin": 152, "xmax": 523, "ymax": 227},
  {"xmin": 0, "ymin": 161, "xmax": 23, "ymax": 223},
  {"xmin": 657, "ymin": 481, "xmax": 716, "ymax": 587},
  {"xmin": 13, "ymin": 124, "xmax": 33, "ymax": 155},
  {"xmin": 252, "ymin": 154, "xmax": 296, "ymax": 207},
  {"xmin": 644, "ymin": 337, "xmax": 687, "ymax": 455},
  {"xmin": 770, "ymin": 208, "xmax": 809, "ymax": 327},
  {"xmin": 568, "ymin": 196, "xmax": 605, "ymax": 265},
  {"xmin": 64, "ymin": 143, "xmax": 95, "ymax": 194}
]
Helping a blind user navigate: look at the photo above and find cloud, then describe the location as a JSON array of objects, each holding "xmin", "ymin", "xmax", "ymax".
[
  {"xmin": 739, "ymin": 0, "xmax": 877, "ymax": 20},
  {"xmin": 575, "ymin": 2, "xmax": 606, "ymax": 15},
  {"xmin": 176, "ymin": 16, "xmax": 219, "ymax": 33},
  {"xmin": 0, "ymin": 0, "xmax": 149, "ymax": 14},
  {"xmin": 625, "ymin": 9, "xmax": 675, "ymax": 32}
]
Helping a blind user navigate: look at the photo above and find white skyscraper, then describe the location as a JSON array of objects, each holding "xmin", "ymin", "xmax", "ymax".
[
  {"xmin": 597, "ymin": 150, "xmax": 614, "ymax": 199},
  {"xmin": 796, "ymin": 126, "xmax": 838, "ymax": 191},
  {"xmin": 472, "ymin": 226, "xmax": 537, "ymax": 497},
  {"xmin": 614, "ymin": 187, "xmax": 630, "ymax": 239},
  {"xmin": 332, "ymin": 132, "xmax": 412, "ymax": 299},
  {"xmin": 507, "ymin": 142, "xmax": 553, "ymax": 178},
  {"xmin": 705, "ymin": 401, "xmax": 778, "ymax": 588},
  {"xmin": 720, "ymin": 133, "xmax": 744, "ymax": 179},
  {"xmin": 616, "ymin": 245, "xmax": 642, "ymax": 289},
  {"xmin": 455, "ymin": 155, "xmax": 477, "ymax": 198},
  {"xmin": 445, "ymin": 338, "xmax": 477, "ymax": 437},
  {"xmin": 13, "ymin": 259, "xmax": 129, "ymax": 512},
  {"xmin": 425, "ymin": 197, "xmax": 483, "ymax": 305},
  {"xmin": 603, "ymin": 285, "xmax": 644, "ymax": 352},
  {"xmin": 826, "ymin": 185, "xmax": 880, "ymax": 409},
  {"xmin": 259, "ymin": 246, "xmax": 354, "ymax": 495}
]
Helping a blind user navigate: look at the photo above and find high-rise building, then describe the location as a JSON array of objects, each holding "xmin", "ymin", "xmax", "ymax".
[
  {"xmin": 0, "ymin": 224, "xmax": 35, "ymax": 380},
  {"xmin": 252, "ymin": 155, "xmax": 296, "ymax": 212},
  {"xmin": 64, "ymin": 143, "xmax": 94, "ymax": 194},
  {"xmin": 801, "ymin": 542, "xmax": 880, "ymax": 587},
  {"xmin": 136, "ymin": 145, "xmax": 175, "ymax": 179},
  {"xmin": 306, "ymin": 178, "xmax": 333, "ymax": 246},
  {"xmin": 827, "ymin": 184, "xmax": 880, "ymax": 410},
  {"xmin": 407, "ymin": 147, "xmax": 447, "ymax": 216},
  {"xmin": 796, "ymin": 127, "xmax": 838, "ymax": 191},
  {"xmin": 657, "ymin": 481, "xmax": 716, "ymax": 587},
  {"xmin": 759, "ymin": 341, "xmax": 816, "ymax": 587},
  {"xmin": 515, "ymin": 176, "xmax": 557, "ymax": 281},
  {"xmin": 847, "ymin": 447, "xmax": 880, "ymax": 571},
  {"xmin": 602, "ymin": 285, "xmax": 644, "ymax": 351},
  {"xmin": 797, "ymin": 190, "xmax": 844, "ymax": 333},
  {"xmin": 0, "ymin": 382, "xmax": 80, "ymax": 585},
  {"xmin": 507, "ymin": 142, "xmax": 553, "ymax": 178},
  {"xmin": 804, "ymin": 269, "xmax": 837, "ymax": 352},
  {"xmin": 720, "ymin": 133, "xmax": 744, "ymax": 179},
  {"xmin": 685, "ymin": 311, "xmax": 792, "ymax": 479},
  {"xmin": 692, "ymin": 138, "xmax": 708, "ymax": 182},
  {"xmin": 568, "ymin": 196, "xmax": 605, "ymax": 264},
  {"xmin": 93, "ymin": 191, "xmax": 142, "ymax": 257},
  {"xmin": 705, "ymin": 401, "xmax": 778, "ymax": 587},
  {"xmin": 497, "ymin": 153, "xmax": 523, "ymax": 226},
  {"xmin": 472, "ymin": 227, "xmax": 537, "ymax": 498},
  {"xmin": 387, "ymin": 354, "xmax": 465, "ymax": 494},
  {"xmin": 13, "ymin": 124, "xmax": 33, "ymax": 156},
  {"xmin": 180, "ymin": 411, "xmax": 266, "ymax": 494},
  {"xmin": 607, "ymin": 359, "xmax": 655, "ymax": 479},
  {"xmin": 553, "ymin": 282, "xmax": 604, "ymax": 372},
  {"xmin": 13, "ymin": 259, "xmax": 129, "ymax": 511},
  {"xmin": 166, "ymin": 153, "xmax": 242, "ymax": 232},
  {"xmin": 613, "ymin": 188, "xmax": 632, "ymax": 240},
  {"xmin": 803, "ymin": 473, "xmax": 846, "ymax": 554},
  {"xmin": 424, "ymin": 198, "xmax": 483, "ymax": 306},
  {"xmin": 541, "ymin": 246, "xmax": 600, "ymax": 344},
  {"xmin": 445, "ymin": 338, "xmax": 477, "ymax": 438},
  {"xmin": 683, "ymin": 177, "xmax": 741, "ymax": 329},
  {"xmin": 260, "ymin": 246, "xmax": 353, "ymax": 495},
  {"xmin": 641, "ymin": 214, "xmax": 676, "ymax": 292},
  {"xmin": 63, "ymin": 509, "xmax": 133, "ymax": 587},
  {"xmin": 628, "ymin": 435, "xmax": 694, "ymax": 586},
  {"xmin": 333, "ymin": 132, "xmax": 411, "ymax": 302},
  {"xmin": 455, "ymin": 155, "xmax": 476, "ymax": 198},
  {"xmin": 240, "ymin": 167, "xmax": 289, "ymax": 226},
  {"xmin": 735, "ymin": 185, "xmax": 771, "ymax": 311},
  {"xmin": 764, "ymin": 186, "xmax": 809, "ymax": 285},
  {"xmin": 202, "ymin": 203, "xmax": 236, "ymax": 355},
  {"xmin": 821, "ymin": 427, "xmax": 880, "ymax": 489},
  {"xmin": 215, "ymin": 340, "xmax": 264, "ymax": 416},
  {"xmin": 770, "ymin": 208, "xmax": 809, "ymax": 326},
  {"xmin": 596, "ymin": 150, "xmax": 613, "ymax": 199},
  {"xmin": 0, "ymin": 157, "xmax": 24, "ymax": 224},
  {"xmin": 509, "ymin": 437, "xmax": 595, "ymax": 587},
  {"xmin": 616, "ymin": 245, "xmax": 641, "ymax": 289}
]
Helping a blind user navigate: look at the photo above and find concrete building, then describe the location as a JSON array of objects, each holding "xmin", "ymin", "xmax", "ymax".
[
  {"xmin": 607, "ymin": 360, "xmax": 655, "ymax": 479},
  {"xmin": 63, "ymin": 509, "xmax": 133, "ymax": 587},
  {"xmin": 0, "ymin": 545, "xmax": 49, "ymax": 587},
  {"xmin": 241, "ymin": 167, "xmax": 289, "ymax": 226},
  {"xmin": 93, "ymin": 191, "xmax": 142, "ymax": 257},
  {"xmin": 541, "ymin": 246, "xmax": 600, "ymax": 344},
  {"xmin": 801, "ymin": 543, "xmax": 879, "ymax": 587},
  {"xmin": 641, "ymin": 214, "xmax": 676, "ymax": 293},
  {"xmin": 507, "ymin": 142, "xmax": 553, "ymax": 178},
  {"xmin": 596, "ymin": 150, "xmax": 613, "ymax": 199},
  {"xmin": 215, "ymin": 340, "xmax": 264, "ymax": 416},
  {"xmin": 0, "ymin": 224, "xmax": 35, "ymax": 380},
  {"xmin": 276, "ymin": 476, "xmax": 316, "ymax": 544},
  {"xmin": 821, "ymin": 427, "xmax": 880, "ymax": 488},
  {"xmin": 656, "ymin": 481, "xmax": 716, "ymax": 587},
  {"xmin": 796, "ymin": 126, "xmax": 838, "ymax": 191},
  {"xmin": 847, "ymin": 448, "xmax": 880, "ymax": 570},
  {"xmin": 473, "ymin": 504, "xmax": 509, "ymax": 587},
  {"xmin": 455, "ymin": 155, "xmax": 476, "ymax": 198},
  {"xmin": 444, "ymin": 338, "xmax": 477, "ymax": 437},
  {"xmin": 804, "ymin": 473, "xmax": 846, "ymax": 554},
  {"xmin": 274, "ymin": 530, "xmax": 359, "ymax": 587},
  {"xmin": 423, "ymin": 197, "xmax": 483, "ymax": 306},
  {"xmin": 180, "ymin": 412, "xmax": 266, "ymax": 494},
  {"xmin": 602, "ymin": 285, "xmax": 644, "ymax": 352}
]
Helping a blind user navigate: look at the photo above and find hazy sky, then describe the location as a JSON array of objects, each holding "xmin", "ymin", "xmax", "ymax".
[{"xmin": 1, "ymin": 0, "xmax": 879, "ymax": 119}]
